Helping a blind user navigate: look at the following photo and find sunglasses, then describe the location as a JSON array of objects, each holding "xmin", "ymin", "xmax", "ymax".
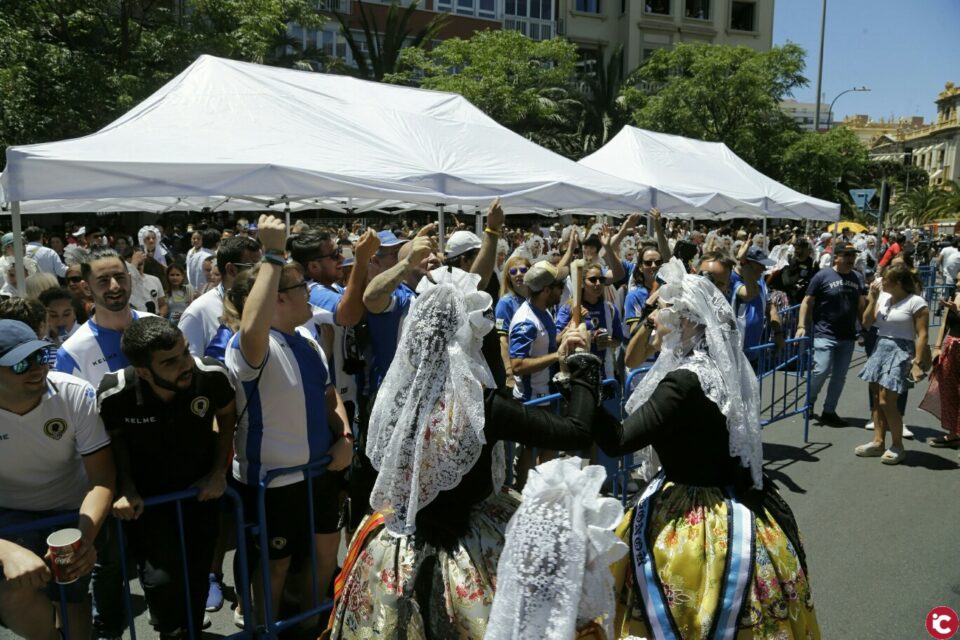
[
  {"xmin": 585, "ymin": 276, "xmax": 604, "ymax": 284},
  {"xmin": 509, "ymin": 266, "xmax": 529, "ymax": 276},
  {"xmin": 9, "ymin": 348, "xmax": 52, "ymax": 375},
  {"xmin": 643, "ymin": 259, "xmax": 663, "ymax": 267},
  {"xmin": 314, "ymin": 250, "xmax": 343, "ymax": 261},
  {"xmin": 67, "ymin": 276, "xmax": 84, "ymax": 284},
  {"xmin": 231, "ymin": 262, "xmax": 256, "ymax": 271}
]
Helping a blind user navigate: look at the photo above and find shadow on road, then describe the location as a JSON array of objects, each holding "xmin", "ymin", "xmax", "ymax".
[
  {"xmin": 897, "ymin": 450, "xmax": 959, "ymax": 470},
  {"xmin": 762, "ymin": 442, "xmax": 832, "ymax": 494}
]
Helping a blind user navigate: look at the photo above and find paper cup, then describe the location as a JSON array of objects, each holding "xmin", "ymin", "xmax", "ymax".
[{"xmin": 46, "ymin": 528, "xmax": 82, "ymax": 584}]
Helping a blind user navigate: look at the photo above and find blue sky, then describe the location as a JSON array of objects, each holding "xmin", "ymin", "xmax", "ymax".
[{"xmin": 773, "ymin": 0, "xmax": 960, "ymax": 123}]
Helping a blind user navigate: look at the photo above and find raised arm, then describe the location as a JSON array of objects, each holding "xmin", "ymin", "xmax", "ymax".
[
  {"xmin": 336, "ymin": 228, "xmax": 379, "ymax": 326},
  {"xmin": 471, "ymin": 198, "xmax": 505, "ymax": 290},
  {"xmin": 363, "ymin": 226, "xmax": 435, "ymax": 313},
  {"xmin": 238, "ymin": 214, "xmax": 287, "ymax": 368},
  {"xmin": 648, "ymin": 209, "xmax": 671, "ymax": 259}
]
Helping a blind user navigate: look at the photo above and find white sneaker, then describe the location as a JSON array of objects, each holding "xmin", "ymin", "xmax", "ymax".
[
  {"xmin": 865, "ymin": 421, "xmax": 874, "ymax": 430},
  {"xmin": 902, "ymin": 426, "xmax": 914, "ymax": 439}
]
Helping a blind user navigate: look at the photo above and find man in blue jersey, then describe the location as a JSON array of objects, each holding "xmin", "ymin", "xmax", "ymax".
[
  {"xmin": 362, "ymin": 224, "xmax": 439, "ymax": 391},
  {"xmin": 54, "ymin": 247, "xmax": 157, "ymax": 639},
  {"xmin": 509, "ymin": 262, "xmax": 564, "ymax": 401},
  {"xmin": 178, "ymin": 236, "xmax": 261, "ymax": 362},
  {"xmin": 290, "ymin": 228, "xmax": 379, "ymax": 423},
  {"xmin": 225, "ymin": 214, "xmax": 353, "ymax": 627},
  {"xmin": 730, "ymin": 244, "xmax": 785, "ymax": 365}
]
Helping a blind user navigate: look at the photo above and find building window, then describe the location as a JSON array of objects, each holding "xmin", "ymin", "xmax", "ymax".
[
  {"xmin": 644, "ymin": 0, "xmax": 670, "ymax": 15},
  {"xmin": 730, "ymin": 1, "xmax": 755, "ymax": 30},
  {"xmin": 684, "ymin": 0, "xmax": 707, "ymax": 19},
  {"xmin": 504, "ymin": 0, "xmax": 552, "ymax": 22},
  {"xmin": 438, "ymin": 0, "xmax": 495, "ymax": 19},
  {"xmin": 576, "ymin": 0, "xmax": 600, "ymax": 12}
]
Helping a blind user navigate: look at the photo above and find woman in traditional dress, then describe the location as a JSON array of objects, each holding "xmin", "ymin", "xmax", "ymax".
[
  {"xmin": 325, "ymin": 266, "xmax": 603, "ymax": 640},
  {"xmin": 591, "ymin": 258, "xmax": 820, "ymax": 640}
]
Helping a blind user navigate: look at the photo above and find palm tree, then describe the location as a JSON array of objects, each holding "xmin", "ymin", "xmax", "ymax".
[
  {"xmin": 891, "ymin": 185, "xmax": 946, "ymax": 226},
  {"xmin": 335, "ymin": 0, "xmax": 448, "ymax": 81},
  {"xmin": 575, "ymin": 44, "xmax": 633, "ymax": 156},
  {"xmin": 932, "ymin": 179, "xmax": 960, "ymax": 219}
]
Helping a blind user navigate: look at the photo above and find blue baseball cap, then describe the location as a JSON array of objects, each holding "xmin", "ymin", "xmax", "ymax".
[
  {"xmin": 377, "ymin": 230, "xmax": 408, "ymax": 248},
  {"xmin": 744, "ymin": 246, "xmax": 775, "ymax": 267},
  {"xmin": 0, "ymin": 320, "xmax": 51, "ymax": 367}
]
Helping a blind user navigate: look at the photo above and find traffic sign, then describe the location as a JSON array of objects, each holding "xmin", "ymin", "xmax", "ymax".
[{"xmin": 849, "ymin": 188, "xmax": 877, "ymax": 212}]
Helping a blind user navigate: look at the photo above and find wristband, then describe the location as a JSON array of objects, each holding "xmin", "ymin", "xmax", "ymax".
[
  {"xmin": 484, "ymin": 227, "xmax": 501, "ymax": 237},
  {"xmin": 261, "ymin": 254, "xmax": 285, "ymax": 267}
]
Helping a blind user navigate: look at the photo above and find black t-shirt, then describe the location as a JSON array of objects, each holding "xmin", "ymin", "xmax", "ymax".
[
  {"xmin": 97, "ymin": 356, "xmax": 235, "ymax": 497},
  {"xmin": 804, "ymin": 268, "xmax": 865, "ymax": 340}
]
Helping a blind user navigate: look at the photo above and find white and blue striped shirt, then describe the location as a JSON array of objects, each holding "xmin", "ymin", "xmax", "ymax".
[
  {"xmin": 226, "ymin": 327, "xmax": 334, "ymax": 488},
  {"xmin": 55, "ymin": 310, "xmax": 156, "ymax": 388}
]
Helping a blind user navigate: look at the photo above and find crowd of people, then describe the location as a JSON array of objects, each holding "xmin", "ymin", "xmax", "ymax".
[{"xmin": 0, "ymin": 205, "xmax": 957, "ymax": 640}]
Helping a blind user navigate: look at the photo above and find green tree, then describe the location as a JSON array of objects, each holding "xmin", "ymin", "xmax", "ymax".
[
  {"xmin": 0, "ymin": 1, "xmax": 324, "ymax": 168},
  {"xmin": 891, "ymin": 185, "xmax": 946, "ymax": 226},
  {"xmin": 388, "ymin": 30, "xmax": 581, "ymax": 154},
  {"xmin": 780, "ymin": 127, "xmax": 869, "ymax": 214},
  {"xmin": 932, "ymin": 179, "xmax": 960, "ymax": 219},
  {"xmin": 574, "ymin": 44, "xmax": 634, "ymax": 155},
  {"xmin": 335, "ymin": 0, "xmax": 447, "ymax": 81},
  {"xmin": 623, "ymin": 43, "xmax": 807, "ymax": 177}
]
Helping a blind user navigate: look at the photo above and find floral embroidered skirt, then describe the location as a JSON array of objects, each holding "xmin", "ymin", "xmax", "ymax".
[
  {"xmin": 608, "ymin": 481, "xmax": 820, "ymax": 640},
  {"xmin": 327, "ymin": 490, "xmax": 520, "ymax": 640}
]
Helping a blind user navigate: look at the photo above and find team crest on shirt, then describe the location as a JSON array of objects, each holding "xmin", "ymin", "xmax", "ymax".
[
  {"xmin": 43, "ymin": 418, "xmax": 68, "ymax": 440},
  {"xmin": 190, "ymin": 396, "xmax": 210, "ymax": 417}
]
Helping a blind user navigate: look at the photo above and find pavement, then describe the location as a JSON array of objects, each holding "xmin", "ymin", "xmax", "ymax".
[{"xmin": 2, "ymin": 347, "xmax": 958, "ymax": 640}]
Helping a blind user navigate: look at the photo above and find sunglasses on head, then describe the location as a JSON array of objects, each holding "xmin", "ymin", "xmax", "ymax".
[
  {"xmin": 8, "ymin": 348, "xmax": 53, "ymax": 375},
  {"xmin": 509, "ymin": 266, "xmax": 529, "ymax": 276}
]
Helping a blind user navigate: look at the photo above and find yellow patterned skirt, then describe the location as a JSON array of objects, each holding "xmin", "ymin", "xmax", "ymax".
[
  {"xmin": 609, "ymin": 481, "xmax": 820, "ymax": 640},
  {"xmin": 327, "ymin": 490, "xmax": 520, "ymax": 640}
]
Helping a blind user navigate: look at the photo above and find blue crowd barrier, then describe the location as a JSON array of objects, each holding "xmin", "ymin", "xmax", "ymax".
[
  {"xmin": 0, "ymin": 487, "xmax": 253, "ymax": 640},
  {"xmin": 924, "ymin": 284, "xmax": 954, "ymax": 328},
  {"xmin": 919, "ymin": 265, "xmax": 937, "ymax": 288}
]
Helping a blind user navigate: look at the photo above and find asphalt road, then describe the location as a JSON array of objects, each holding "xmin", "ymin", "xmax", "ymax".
[{"xmin": 3, "ymin": 347, "xmax": 958, "ymax": 640}]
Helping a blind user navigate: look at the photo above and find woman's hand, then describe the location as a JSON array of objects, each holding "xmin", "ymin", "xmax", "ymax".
[
  {"xmin": 558, "ymin": 323, "xmax": 590, "ymax": 373},
  {"xmin": 868, "ymin": 278, "xmax": 882, "ymax": 299},
  {"xmin": 910, "ymin": 362, "xmax": 925, "ymax": 383}
]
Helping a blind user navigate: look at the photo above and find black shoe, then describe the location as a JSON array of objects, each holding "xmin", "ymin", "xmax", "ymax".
[{"xmin": 819, "ymin": 411, "xmax": 849, "ymax": 427}]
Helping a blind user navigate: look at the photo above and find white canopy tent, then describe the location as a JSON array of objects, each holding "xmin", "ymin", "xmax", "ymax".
[
  {"xmin": 579, "ymin": 127, "xmax": 841, "ymax": 222},
  {"xmin": 1, "ymin": 54, "xmax": 684, "ymax": 215}
]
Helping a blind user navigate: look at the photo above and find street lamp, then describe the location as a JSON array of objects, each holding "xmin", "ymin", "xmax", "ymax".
[{"xmin": 826, "ymin": 86, "xmax": 870, "ymax": 130}]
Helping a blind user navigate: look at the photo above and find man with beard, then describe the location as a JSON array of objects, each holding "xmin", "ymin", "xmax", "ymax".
[
  {"xmin": 96, "ymin": 317, "xmax": 236, "ymax": 638},
  {"xmin": 55, "ymin": 248, "xmax": 157, "ymax": 387},
  {"xmin": 54, "ymin": 247, "xmax": 156, "ymax": 639}
]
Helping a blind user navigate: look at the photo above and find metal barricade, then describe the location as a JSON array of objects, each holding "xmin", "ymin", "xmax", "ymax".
[
  {"xmin": 255, "ymin": 458, "xmax": 336, "ymax": 638},
  {"xmin": 919, "ymin": 265, "xmax": 937, "ymax": 288},
  {"xmin": 0, "ymin": 487, "xmax": 253, "ymax": 640},
  {"xmin": 745, "ymin": 336, "xmax": 814, "ymax": 442},
  {"xmin": 924, "ymin": 284, "xmax": 954, "ymax": 328}
]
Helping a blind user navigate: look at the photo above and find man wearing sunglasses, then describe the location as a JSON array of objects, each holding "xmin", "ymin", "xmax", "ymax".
[
  {"xmin": 178, "ymin": 236, "xmax": 262, "ymax": 362},
  {"xmin": 0, "ymin": 320, "xmax": 115, "ymax": 640},
  {"xmin": 731, "ymin": 244, "xmax": 785, "ymax": 365}
]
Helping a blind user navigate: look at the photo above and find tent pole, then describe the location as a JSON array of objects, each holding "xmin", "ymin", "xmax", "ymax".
[
  {"xmin": 475, "ymin": 207, "xmax": 482, "ymax": 237},
  {"xmin": 11, "ymin": 202, "xmax": 26, "ymax": 297},
  {"xmin": 284, "ymin": 204, "xmax": 291, "ymax": 234},
  {"xmin": 762, "ymin": 217, "xmax": 767, "ymax": 251},
  {"xmin": 438, "ymin": 205, "xmax": 446, "ymax": 254}
]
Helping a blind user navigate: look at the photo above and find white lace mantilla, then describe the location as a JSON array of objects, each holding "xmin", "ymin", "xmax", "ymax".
[
  {"xmin": 366, "ymin": 268, "xmax": 501, "ymax": 536},
  {"xmin": 487, "ymin": 457, "xmax": 627, "ymax": 640}
]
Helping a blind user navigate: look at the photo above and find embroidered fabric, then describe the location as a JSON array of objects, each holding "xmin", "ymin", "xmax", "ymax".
[
  {"xmin": 366, "ymin": 268, "xmax": 502, "ymax": 535},
  {"xmin": 487, "ymin": 457, "xmax": 627, "ymax": 640},
  {"xmin": 624, "ymin": 258, "xmax": 764, "ymax": 489}
]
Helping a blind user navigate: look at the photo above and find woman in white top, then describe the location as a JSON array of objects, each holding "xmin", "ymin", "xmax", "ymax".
[{"xmin": 856, "ymin": 264, "xmax": 930, "ymax": 464}]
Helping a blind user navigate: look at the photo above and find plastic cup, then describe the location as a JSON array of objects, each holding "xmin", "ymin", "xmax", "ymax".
[{"xmin": 46, "ymin": 528, "xmax": 82, "ymax": 584}]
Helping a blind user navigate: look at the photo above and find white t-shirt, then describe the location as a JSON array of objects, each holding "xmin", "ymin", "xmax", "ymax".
[
  {"xmin": 875, "ymin": 292, "xmax": 927, "ymax": 341},
  {"xmin": 128, "ymin": 266, "xmax": 165, "ymax": 316},
  {"xmin": 940, "ymin": 246, "xmax": 960, "ymax": 281},
  {"xmin": 178, "ymin": 286, "xmax": 225, "ymax": 358},
  {"xmin": 226, "ymin": 327, "xmax": 335, "ymax": 488},
  {"xmin": 0, "ymin": 372, "xmax": 110, "ymax": 511}
]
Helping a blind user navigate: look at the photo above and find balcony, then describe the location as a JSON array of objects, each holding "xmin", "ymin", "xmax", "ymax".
[{"xmin": 503, "ymin": 16, "xmax": 555, "ymax": 40}]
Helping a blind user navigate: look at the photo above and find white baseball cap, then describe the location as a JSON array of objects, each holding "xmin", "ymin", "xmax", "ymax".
[{"xmin": 445, "ymin": 230, "xmax": 483, "ymax": 259}]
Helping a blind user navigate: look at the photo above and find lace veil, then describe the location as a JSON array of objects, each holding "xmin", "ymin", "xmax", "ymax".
[
  {"xmin": 138, "ymin": 225, "xmax": 169, "ymax": 263},
  {"xmin": 624, "ymin": 258, "xmax": 764, "ymax": 489},
  {"xmin": 487, "ymin": 457, "xmax": 626, "ymax": 640},
  {"xmin": 366, "ymin": 267, "xmax": 501, "ymax": 535}
]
